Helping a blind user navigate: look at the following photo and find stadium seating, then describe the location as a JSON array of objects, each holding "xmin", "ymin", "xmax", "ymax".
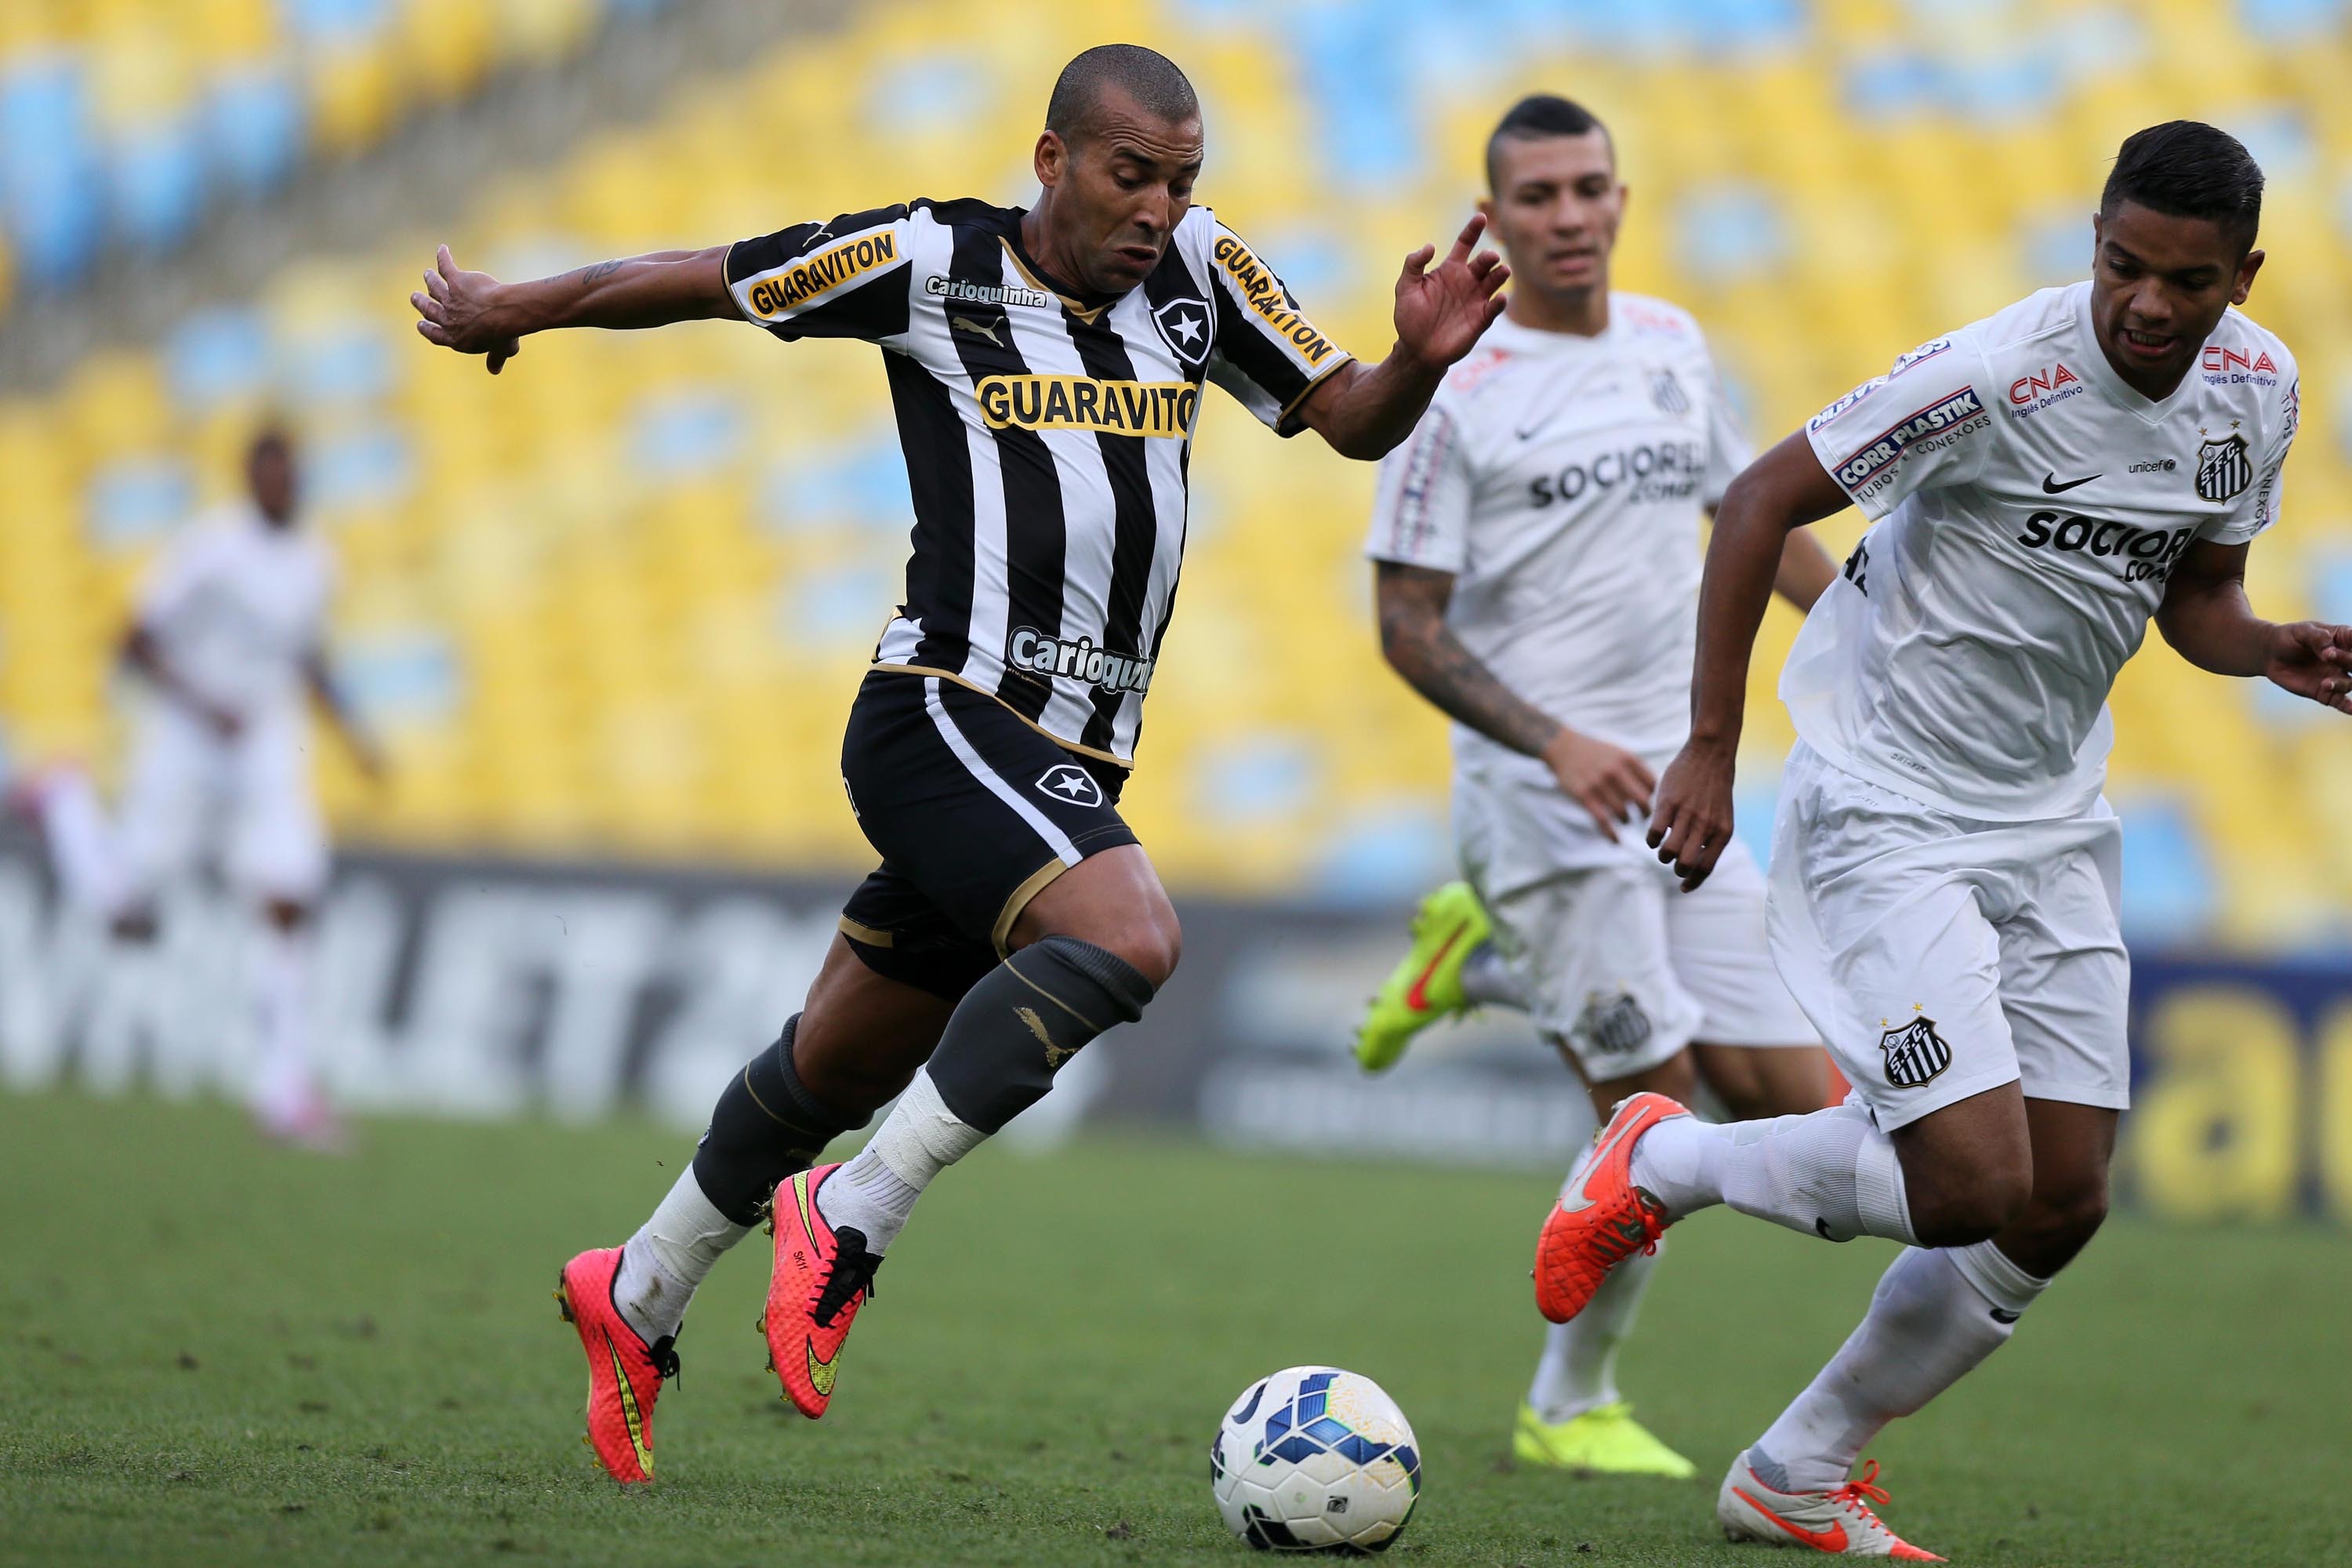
[
  {"xmin": 0, "ymin": 0, "xmax": 670, "ymax": 312},
  {"xmin": 4, "ymin": 0, "xmax": 2351, "ymax": 950}
]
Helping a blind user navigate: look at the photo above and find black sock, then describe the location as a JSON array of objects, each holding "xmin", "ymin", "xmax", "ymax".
[
  {"xmin": 923, "ymin": 936, "xmax": 1154, "ymax": 1134},
  {"xmin": 690, "ymin": 1014, "xmax": 865, "ymax": 1225}
]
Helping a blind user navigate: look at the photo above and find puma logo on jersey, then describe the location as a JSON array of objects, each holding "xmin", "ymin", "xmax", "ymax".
[{"xmin": 952, "ymin": 315, "xmax": 1007, "ymax": 347}]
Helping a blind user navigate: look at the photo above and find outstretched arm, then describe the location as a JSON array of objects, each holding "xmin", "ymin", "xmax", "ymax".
[
  {"xmin": 2157, "ymin": 540, "xmax": 2352, "ymax": 707},
  {"xmin": 303, "ymin": 652, "xmax": 389, "ymax": 781},
  {"xmin": 1375, "ymin": 564, "xmax": 1657, "ymax": 839},
  {"xmin": 1298, "ymin": 216, "xmax": 1508, "ymax": 460},
  {"xmin": 411, "ymin": 244, "xmax": 736, "ymax": 374},
  {"xmin": 1647, "ymin": 430, "xmax": 1852, "ymax": 888}
]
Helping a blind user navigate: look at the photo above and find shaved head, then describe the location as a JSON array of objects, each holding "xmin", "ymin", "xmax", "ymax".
[{"xmin": 1046, "ymin": 44, "xmax": 1197, "ymax": 143}]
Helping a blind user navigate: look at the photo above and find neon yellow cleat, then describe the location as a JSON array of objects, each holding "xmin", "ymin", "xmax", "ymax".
[
  {"xmin": 1352, "ymin": 880, "xmax": 1492, "ymax": 1073},
  {"xmin": 1513, "ymin": 1401, "xmax": 1698, "ymax": 1480}
]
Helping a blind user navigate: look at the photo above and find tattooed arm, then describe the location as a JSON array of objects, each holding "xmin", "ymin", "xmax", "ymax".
[
  {"xmin": 1374, "ymin": 561, "xmax": 1657, "ymax": 840},
  {"xmin": 412, "ymin": 244, "xmax": 736, "ymax": 373}
]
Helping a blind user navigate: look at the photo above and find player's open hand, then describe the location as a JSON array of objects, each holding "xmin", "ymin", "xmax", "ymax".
[
  {"xmin": 1392, "ymin": 216, "xmax": 1509, "ymax": 370},
  {"xmin": 412, "ymin": 245, "xmax": 524, "ymax": 373},
  {"xmin": 1646, "ymin": 739, "xmax": 1736, "ymax": 891},
  {"xmin": 2263, "ymin": 620, "xmax": 2352, "ymax": 713},
  {"xmin": 1542, "ymin": 728, "xmax": 1656, "ymax": 842}
]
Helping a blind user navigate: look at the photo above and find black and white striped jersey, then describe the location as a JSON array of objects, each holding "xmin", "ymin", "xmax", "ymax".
[{"xmin": 724, "ymin": 198, "xmax": 1351, "ymax": 766}]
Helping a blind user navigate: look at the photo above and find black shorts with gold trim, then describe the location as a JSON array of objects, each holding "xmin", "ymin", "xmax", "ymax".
[{"xmin": 837, "ymin": 669, "xmax": 1138, "ymax": 1001}]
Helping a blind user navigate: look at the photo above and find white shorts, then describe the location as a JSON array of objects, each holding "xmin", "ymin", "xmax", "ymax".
[
  {"xmin": 1461, "ymin": 825, "xmax": 1820, "ymax": 1082},
  {"xmin": 1766, "ymin": 741, "xmax": 2131, "ymax": 1131},
  {"xmin": 118, "ymin": 701, "xmax": 329, "ymax": 903}
]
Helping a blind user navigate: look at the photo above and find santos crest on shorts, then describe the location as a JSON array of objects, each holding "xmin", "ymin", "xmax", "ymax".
[
  {"xmin": 725, "ymin": 199, "xmax": 1349, "ymax": 766},
  {"xmin": 1791, "ymin": 281, "xmax": 2297, "ymax": 820}
]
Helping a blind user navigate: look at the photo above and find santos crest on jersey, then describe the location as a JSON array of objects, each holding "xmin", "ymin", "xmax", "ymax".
[
  {"xmin": 1790, "ymin": 281, "xmax": 2298, "ymax": 820},
  {"xmin": 724, "ymin": 199, "xmax": 1349, "ymax": 766}
]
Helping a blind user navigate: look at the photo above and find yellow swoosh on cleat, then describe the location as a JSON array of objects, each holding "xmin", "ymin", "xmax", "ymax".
[
  {"xmin": 604, "ymin": 1330, "xmax": 654, "ymax": 1478},
  {"xmin": 791, "ymin": 1171, "xmax": 818, "ymax": 1243},
  {"xmin": 806, "ymin": 1338, "xmax": 838, "ymax": 1397}
]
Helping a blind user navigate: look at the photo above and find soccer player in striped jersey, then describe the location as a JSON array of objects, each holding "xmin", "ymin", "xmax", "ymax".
[
  {"xmin": 1356, "ymin": 96, "xmax": 1837, "ymax": 1479},
  {"xmin": 1551, "ymin": 122, "xmax": 2350, "ymax": 1556},
  {"xmin": 413, "ymin": 44, "xmax": 1508, "ymax": 1483}
]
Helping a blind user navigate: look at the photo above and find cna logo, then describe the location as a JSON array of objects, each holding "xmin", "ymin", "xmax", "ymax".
[
  {"xmin": 2008, "ymin": 361, "xmax": 2082, "ymax": 408},
  {"xmin": 2201, "ymin": 345, "xmax": 2278, "ymax": 377},
  {"xmin": 1034, "ymin": 763, "xmax": 1104, "ymax": 809}
]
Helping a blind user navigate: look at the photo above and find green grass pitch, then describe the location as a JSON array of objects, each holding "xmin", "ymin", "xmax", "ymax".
[{"xmin": 2, "ymin": 1090, "xmax": 2345, "ymax": 1566}]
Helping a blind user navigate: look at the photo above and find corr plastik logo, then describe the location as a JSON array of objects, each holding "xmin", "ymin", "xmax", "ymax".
[{"xmin": 1007, "ymin": 627, "xmax": 1153, "ymax": 695}]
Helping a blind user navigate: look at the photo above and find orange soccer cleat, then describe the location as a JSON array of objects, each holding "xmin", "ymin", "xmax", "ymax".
[
  {"xmin": 1718, "ymin": 1457, "xmax": 1945, "ymax": 1559},
  {"xmin": 759, "ymin": 1164, "xmax": 884, "ymax": 1420},
  {"xmin": 1534, "ymin": 1091, "xmax": 1686, "ymax": 1323},
  {"xmin": 556, "ymin": 1246, "xmax": 679, "ymax": 1486}
]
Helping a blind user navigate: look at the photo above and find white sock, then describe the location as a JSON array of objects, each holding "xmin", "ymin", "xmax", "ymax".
[
  {"xmin": 1528, "ymin": 1239, "xmax": 1660, "ymax": 1421},
  {"xmin": 615, "ymin": 1167, "xmax": 750, "ymax": 1345},
  {"xmin": 1750, "ymin": 1241, "xmax": 2049, "ymax": 1493},
  {"xmin": 814, "ymin": 1069, "xmax": 983, "ymax": 1254},
  {"xmin": 1629, "ymin": 1098, "xmax": 1917, "ymax": 1245},
  {"xmin": 1457, "ymin": 942, "xmax": 1525, "ymax": 1011},
  {"xmin": 248, "ymin": 921, "xmax": 318, "ymax": 1120},
  {"xmin": 36, "ymin": 768, "xmax": 131, "ymax": 918}
]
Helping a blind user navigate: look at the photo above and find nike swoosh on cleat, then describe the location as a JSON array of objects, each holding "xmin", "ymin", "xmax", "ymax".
[
  {"xmin": 806, "ymin": 1338, "xmax": 838, "ymax": 1397},
  {"xmin": 791, "ymin": 1170, "xmax": 818, "ymax": 1243},
  {"xmin": 1557, "ymin": 1109, "xmax": 1647, "ymax": 1214},
  {"xmin": 2041, "ymin": 470, "xmax": 2100, "ymax": 494},
  {"xmin": 1403, "ymin": 924, "xmax": 1472, "ymax": 1012},
  {"xmin": 604, "ymin": 1330, "xmax": 655, "ymax": 1477},
  {"xmin": 1989, "ymin": 1307, "xmax": 2020, "ymax": 1323},
  {"xmin": 1733, "ymin": 1486, "xmax": 1846, "ymax": 1552}
]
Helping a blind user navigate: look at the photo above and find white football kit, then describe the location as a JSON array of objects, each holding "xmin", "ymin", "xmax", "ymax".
[
  {"xmin": 1780, "ymin": 281, "xmax": 2297, "ymax": 1126},
  {"xmin": 118, "ymin": 503, "xmax": 336, "ymax": 903},
  {"xmin": 1368, "ymin": 301, "xmax": 1817, "ymax": 1078}
]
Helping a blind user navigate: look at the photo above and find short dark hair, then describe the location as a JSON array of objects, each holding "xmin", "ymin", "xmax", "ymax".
[
  {"xmin": 1046, "ymin": 44, "xmax": 1198, "ymax": 145},
  {"xmin": 2101, "ymin": 121, "xmax": 2263, "ymax": 253},
  {"xmin": 1486, "ymin": 94, "xmax": 1611, "ymax": 191}
]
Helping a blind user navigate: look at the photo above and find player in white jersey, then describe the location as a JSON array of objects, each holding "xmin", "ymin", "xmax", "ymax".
[
  {"xmin": 15, "ymin": 430, "xmax": 383, "ymax": 1148},
  {"xmin": 1538, "ymin": 123, "xmax": 2350, "ymax": 1556},
  {"xmin": 1357, "ymin": 96, "xmax": 1840, "ymax": 1478}
]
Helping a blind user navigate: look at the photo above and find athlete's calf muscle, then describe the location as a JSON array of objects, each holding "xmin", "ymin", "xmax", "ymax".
[{"xmin": 796, "ymin": 935, "xmax": 956, "ymax": 1114}]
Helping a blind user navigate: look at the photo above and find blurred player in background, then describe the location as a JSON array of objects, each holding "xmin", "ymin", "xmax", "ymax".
[
  {"xmin": 11, "ymin": 428, "xmax": 383, "ymax": 1150},
  {"xmin": 1357, "ymin": 95, "xmax": 1836, "ymax": 1478},
  {"xmin": 1544, "ymin": 122, "xmax": 2352, "ymax": 1556},
  {"xmin": 412, "ymin": 43, "xmax": 1508, "ymax": 1484}
]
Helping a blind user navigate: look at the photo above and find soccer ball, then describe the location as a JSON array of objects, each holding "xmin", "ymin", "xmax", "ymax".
[{"xmin": 1210, "ymin": 1367, "xmax": 1422, "ymax": 1553}]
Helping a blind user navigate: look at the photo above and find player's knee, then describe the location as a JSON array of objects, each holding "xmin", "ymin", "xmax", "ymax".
[
  {"xmin": 1905, "ymin": 1153, "xmax": 2033, "ymax": 1247},
  {"xmin": 2017, "ymin": 1173, "xmax": 2110, "ymax": 1257},
  {"xmin": 1082, "ymin": 902, "xmax": 1181, "ymax": 992}
]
